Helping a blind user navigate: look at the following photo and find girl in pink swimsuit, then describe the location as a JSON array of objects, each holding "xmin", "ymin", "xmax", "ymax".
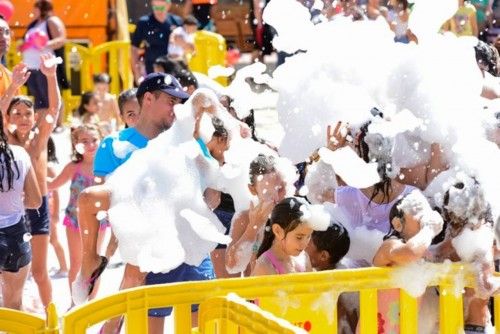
[{"xmin": 252, "ymin": 197, "xmax": 313, "ymax": 276}]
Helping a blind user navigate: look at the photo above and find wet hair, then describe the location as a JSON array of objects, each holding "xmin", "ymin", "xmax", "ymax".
[
  {"xmin": 70, "ymin": 124, "xmax": 101, "ymax": 163},
  {"xmin": 176, "ymin": 68, "xmax": 199, "ymax": 90},
  {"xmin": 311, "ymin": 221, "xmax": 350, "ymax": 267},
  {"xmin": 442, "ymin": 180, "xmax": 493, "ymax": 231},
  {"xmin": 384, "ymin": 197, "xmax": 405, "ymax": 240},
  {"xmin": 7, "ymin": 96, "xmax": 34, "ymax": 115},
  {"xmin": 475, "ymin": 41, "xmax": 498, "ymax": 77},
  {"xmin": 118, "ymin": 88, "xmax": 138, "ymax": 115},
  {"xmin": 357, "ymin": 121, "xmax": 393, "ymax": 204},
  {"xmin": 257, "ymin": 197, "xmax": 308, "ymax": 258},
  {"xmin": 211, "ymin": 117, "xmax": 228, "ymax": 139},
  {"xmin": 34, "ymin": 0, "xmax": 53, "ymax": 19},
  {"xmin": 77, "ymin": 92, "xmax": 96, "ymax": 117},
  {"xmin": 249, "ymin": 154, "xmax": 276, "ymax": 185},
  {"xmin": 394, "ymin": 0, "xmax": 409, "ymax": 10},
  {"xmin": 93, "ymin": 73, "xmax": 111, "ymax": 84},
  {"xmin": 0, "ymin": 114, "xmax": 20, "ymax": 192},
  {"xmin": 47, "ymin": 136, "xmax": 58, "ymax": 163}
]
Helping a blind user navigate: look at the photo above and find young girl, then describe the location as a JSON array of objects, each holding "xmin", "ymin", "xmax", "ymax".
[
  {"xmin": 252, "ymin": 197, "xmax": 313, "ymax": 276},
  {"xmin": 225, "ymin": 154, "xmax": 288, "ymax": 275},
  {"xmin": 47, "ymin": 124, "xmax": 107, "ymax": 300},
  {"xmin": 47, "ymin": 136, "xmax": 68, "ymax": 278},
  {"xmin": 117, "ymin": 88, "xmax": 140, "ymax": 128},
  {"xmin": 4, "ymin": 53, "xmax": 60, "ymax": 308},
  {"xmin": 372, "ymin": 190, "xmax": 443, "ymax": 334},
  {"xmin": 0, "ymin": 112, "xmax": 41, "ymax": 310}
]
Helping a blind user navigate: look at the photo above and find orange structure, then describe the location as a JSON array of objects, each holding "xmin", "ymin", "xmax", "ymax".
[{"xmin": 9, "ymin": 0, "xmax": 113, "ymax": 46}]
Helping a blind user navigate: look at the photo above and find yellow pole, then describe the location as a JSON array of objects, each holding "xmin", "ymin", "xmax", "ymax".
[{"xmin": 359, "ymin": 289, "xmax": 378, "ymax": 334}]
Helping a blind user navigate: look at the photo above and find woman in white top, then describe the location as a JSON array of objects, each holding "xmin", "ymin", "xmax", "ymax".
[
  {"xmin": 0, "ymin": 113, "xmax": 41, "ymax": 310},
  {"xmin": 21, "ymin": 0, "xmax": 67, "ymax": 112}
]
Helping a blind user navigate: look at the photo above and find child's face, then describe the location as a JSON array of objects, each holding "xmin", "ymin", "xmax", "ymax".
[
  {"xmin": 279, "ymin": 223, "xmax": 313, "ymax": 257},
  {"xmin": 94, "ymin": 82, "xmax": 109, "ymax": 95},
  {"xmin": 250, "ymin": 172, "xmax": 287, "ymax": 205},
  {"xmin": 8, "ymin": 103, "xmax": 35, "ymax": 135},
  {"xmin": 398, "ymin": 213, "xmax": 421, "ymax": 240},
  {"xmin": 306, "ymin": 239, "xmax": 332, "ymax": 270},
  {"xmin": 209, "ymin": 136, "xmax": 230, "ymax": 162},
  {"xmin": 185, "ymin": 24, "xmax": 197, "ymax": 34},
  {"xmin": 121, "ymin": 99, "xmax": 140, "ymax": 127},
  {"xmin": 85, "ymin": 96, "xmax": 99, "ymax": 114},
  {"xmin": 77, "ymin": 130, "xmax": 100, "ymax": 157}
]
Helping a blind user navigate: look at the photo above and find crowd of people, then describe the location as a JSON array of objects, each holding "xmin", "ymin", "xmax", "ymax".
[{"xmin": 0, "ymin": 0, "xmax": 500, "ymax": 334}]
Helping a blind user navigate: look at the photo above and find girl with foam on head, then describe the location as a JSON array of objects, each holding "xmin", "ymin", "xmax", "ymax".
[
  {"xmin": 437, "ymin": 175, "xmax": 498, "ymax": 334},
  {"xmin": 372, "ymin": 190, "xmax": 443, "ymax": 334},
  {"xmin": 225, "ymin": 154, "xmax": 288, "ymax": 276},
  {"xmin": 47, "ymin": 124, "xmax": 108, "ymax": 303}
]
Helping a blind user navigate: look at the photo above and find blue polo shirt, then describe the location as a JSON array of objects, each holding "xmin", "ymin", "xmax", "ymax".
[
  {"xmin": 93, "ymin": 127, "xmax": 149, "ymax": 177},
  {"xmin": 131, "ymin": 13, "xmax": 183, "ymax": 74}
]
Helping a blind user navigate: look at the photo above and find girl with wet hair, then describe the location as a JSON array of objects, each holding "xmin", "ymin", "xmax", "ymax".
[
  {"xmin": 225, "ymin": 154, "xmax": 288, "ymax": 275},
  {"xmin": 0, "ymin": 112, "xmax": 41, "ymax": 310},
  {"xmin": 252, "ymin": 197, "xmax": 313, "ymax": 276}
]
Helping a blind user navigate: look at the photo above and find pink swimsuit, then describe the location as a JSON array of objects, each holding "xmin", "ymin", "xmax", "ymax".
[{"xmin": 263, "ymin": 250, "xmax": 306, "ymax": 274}]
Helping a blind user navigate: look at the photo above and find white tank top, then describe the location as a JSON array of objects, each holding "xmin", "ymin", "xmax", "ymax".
[
  {"xmin": 0, "ymin": 145, "xmax": 32, "ymax": 229},
  {"xmin": 22, "ymin": 20, "xmax": 55, "ymax": 69}
]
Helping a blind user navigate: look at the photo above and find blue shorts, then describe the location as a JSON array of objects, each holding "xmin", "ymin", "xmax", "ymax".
[
  {"xmin": 25, "ymin": 195, "xmax": 50, "ymax": 235},
  {"xmin": 146, "ymin": 257, "xmax": 214, "ymax": 317},
  {"xmin": 26, "ymin": 69, "xmax": 49, "ymax": 109},
  {"xmin": 0, "ymin": 217, "xmax": 32, "ymax": 272},
  {"xmin": 214, "ymin": 209, "xmax": 233, "ymax": 250}
]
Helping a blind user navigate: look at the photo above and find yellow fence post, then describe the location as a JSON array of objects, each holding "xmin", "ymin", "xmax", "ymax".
[
  {"xmin": 46, "ymin": 302, "xmax": 60, "ymax": 334},
  {"xmin": 174, "ymin": 303, "xmax": 193, "ymax": 333},
  {"xmin": 399, "ymin": 290, "xmax": 418, "ymax": 334},
  {"xmin": 359, "ymin": 289, "xmax": 378, "ymax": 334},
  {"xmin": 495, "ymin": 294, "xmax": 500, "ymax": 334},
  {"xmin": 439, "ymin": 283, "xmax": 463, "ymax": 334}
]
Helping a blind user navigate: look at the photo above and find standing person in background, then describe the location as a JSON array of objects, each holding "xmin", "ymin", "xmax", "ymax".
[
  {"xmin": 470, "ymin": 0, "xmax": 493, "ymax": 40},
  {"xmin": 249, "ymin": 0, "xmax": 275, "ymax": 63},
  {"xmin": 21, "ymin": 0, "xmax": 68, "ymax": 129},
  {"xmin": 3, "ymin": 54, "xmax": 61, "ymax": 309},
  {"xmin": 0, "ymin": 112, "xmax": 42, "ymax": 311},
  {"xmin": 387, "ymin": 0, "xmax": 413, "ymax": 43},
  {"xmin": 131, "ymin": 0, "xmax": 183, "ymax": 85},
  {"xmin": 184, "ymin": 0, "xmax": 217, "ymax": 31},
  {"xmin": 442, "ymin": 0, "xmax": 479, "ymax": 37},
  {"xmin": 92, "ymin": 73, "xmax": 122, "ymax": 134}
]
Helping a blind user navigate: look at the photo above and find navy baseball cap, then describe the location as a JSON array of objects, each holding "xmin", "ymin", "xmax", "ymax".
[{"xmin": 136, "ymin": 72, "xmax": 190, "ymax": 102}]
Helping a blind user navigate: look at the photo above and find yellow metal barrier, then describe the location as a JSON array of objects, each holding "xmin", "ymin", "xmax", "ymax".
[
  {"xmin": 0, "ymin": 302, "xmax": 59, "ymax": 334},
  {"xmin": 58, "ymin": 263, "xmax": 489, "ymax": 334},
  {"xmin": 188, "ymin": 31, "xmax": 228, "ymax": 86},
  {"xmin": 198, "ymin": 294, "xmax": 306, "ymax": 334}
]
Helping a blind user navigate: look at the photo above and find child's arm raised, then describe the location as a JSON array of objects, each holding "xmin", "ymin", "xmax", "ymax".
[
  {"xmin": 47, "ymin": 162, "xmax": 76, "ymax": 190},
  {"xmin": 32, "ymin": 54, "xmax": 61, "ymax": 155},
  {"xmin": 373, "ymin": 227, "xmax": 435, "ymax": 266}
]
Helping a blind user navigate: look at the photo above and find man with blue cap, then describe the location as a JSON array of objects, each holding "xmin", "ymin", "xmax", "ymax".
[{"xmin": 73, "ymin": 73, "xmax": 213, "ymax": 333}]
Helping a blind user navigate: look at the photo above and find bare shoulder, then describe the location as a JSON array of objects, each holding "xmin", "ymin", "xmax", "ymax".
[
  {"xmin": 252, "ymin": 254, "xmax": 276, "ymax": 276},
  {"xmin": 373, "ymin": 238, "xmax": 400, "ymax": 266}
]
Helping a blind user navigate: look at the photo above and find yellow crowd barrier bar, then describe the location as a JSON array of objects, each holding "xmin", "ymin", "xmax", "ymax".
[
  {"xmin": 0, "ymin": 302, "xmax": 59, "ymax": 334},
  {"xmin": 197, "ymin": 295, "xmax": 306, "ymax": 334},
  {"xmin": 1, "ymin": 264, "xmax": 494, "ymax": 333},
  {"xmin": 59, "ymin": 263, "xmax": 487, "ymax": 334}
]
